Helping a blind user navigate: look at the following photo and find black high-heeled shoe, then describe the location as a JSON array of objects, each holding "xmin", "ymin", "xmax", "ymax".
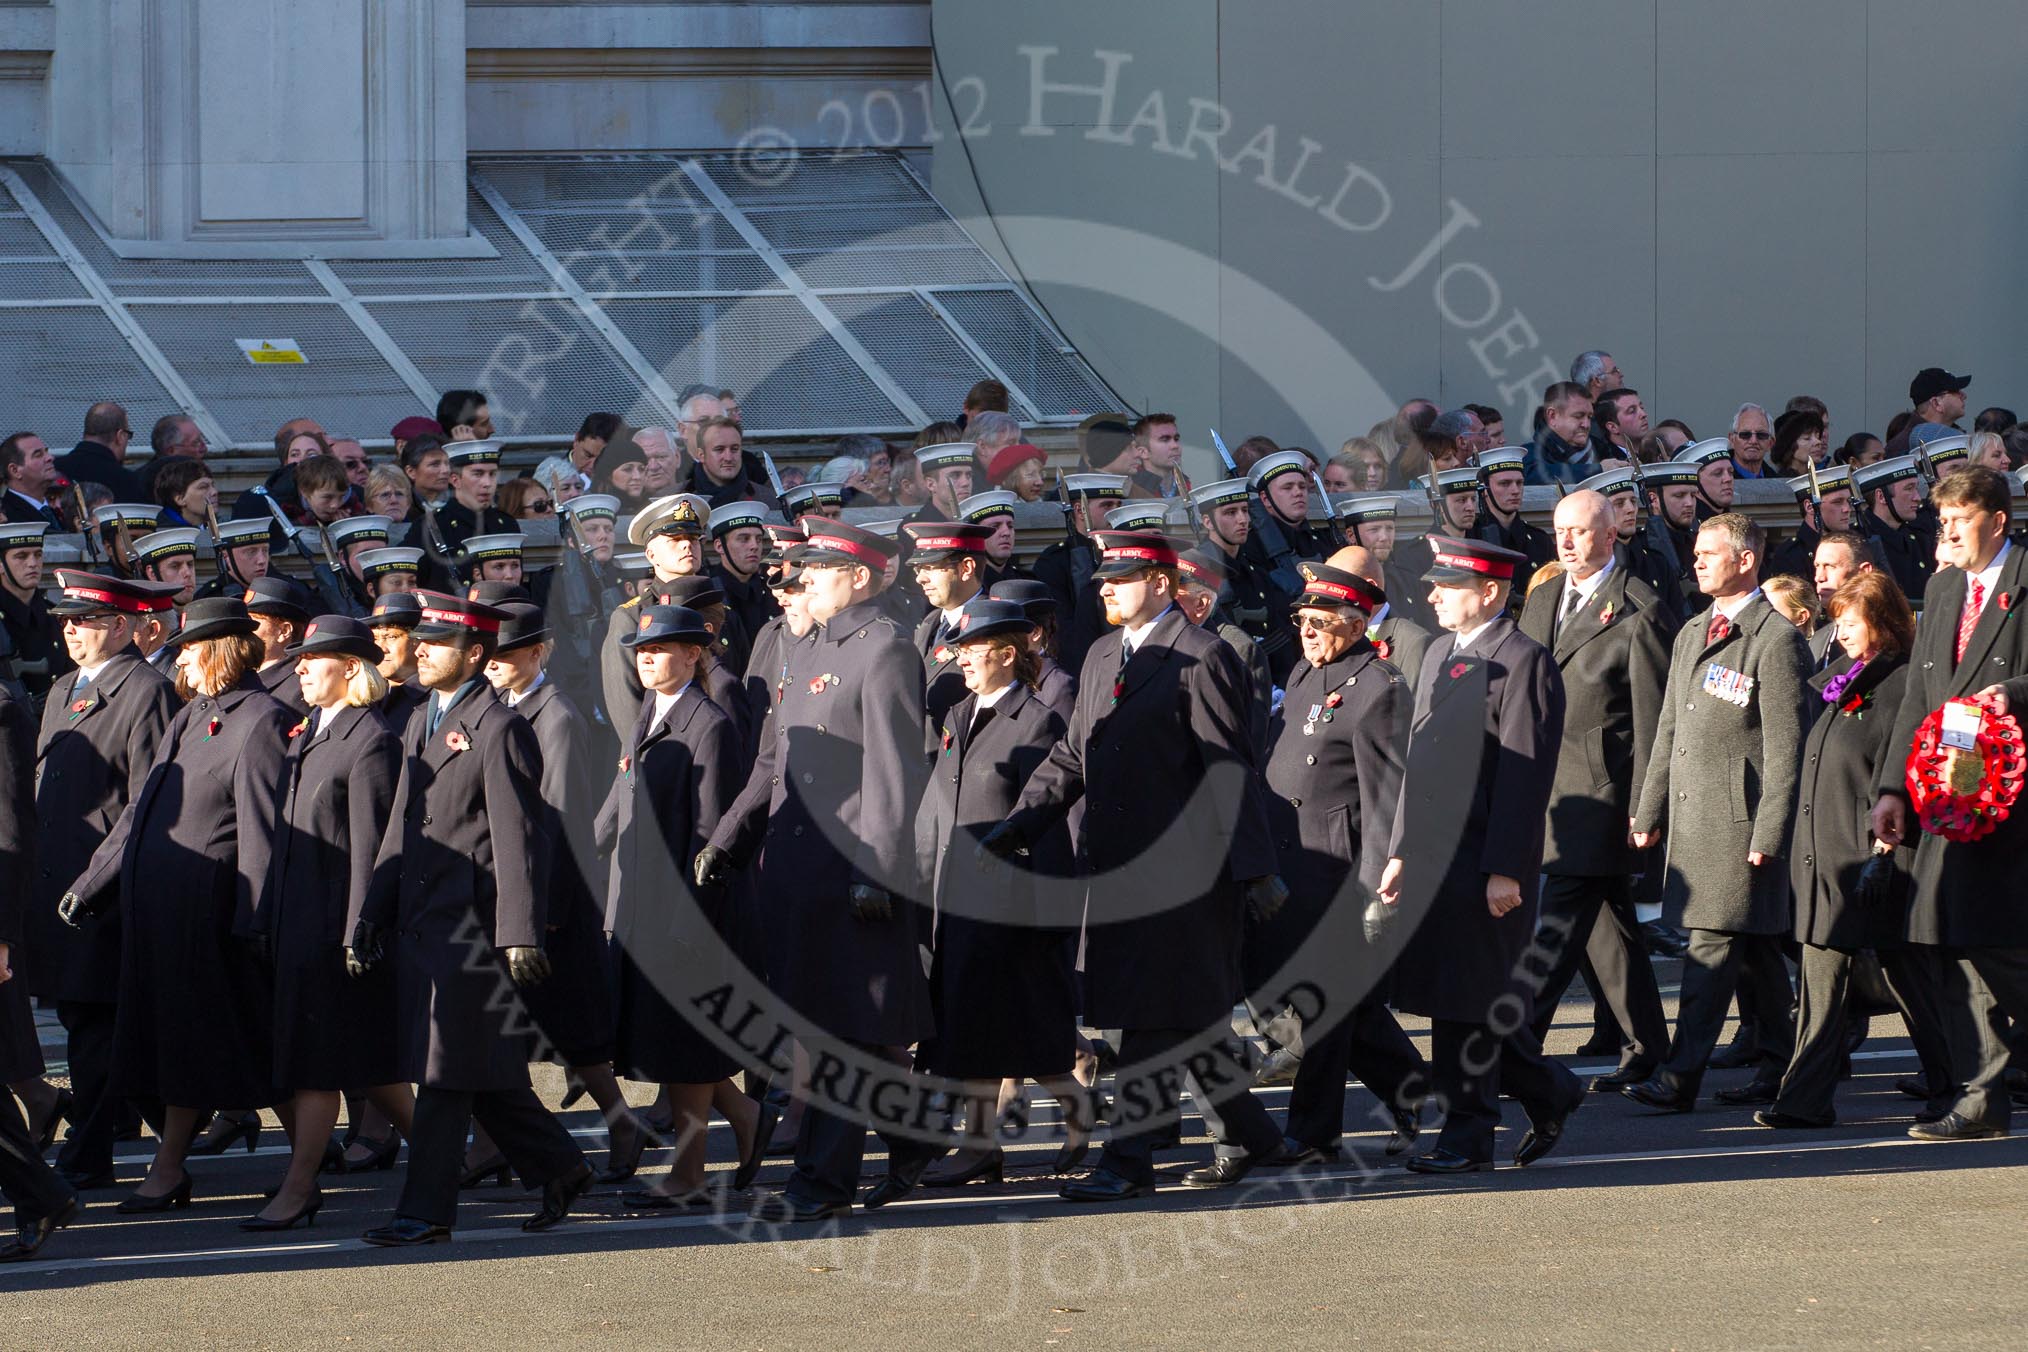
[
  {"xmin": 188, "ymin": 1114, "xmax": 261, "ymax": 1157},
  {"xmin": 241, "ymin": 1191, "xmax": 322, "ymax": 1232},
  {"xmin": 32, "ymin": 1089, "xmax": 73, "ymax": 1155},
  {"xmin": 336, "ymin": 1134, "xmax": 401, "ymax": 1174},
  {"xmin": 920, "ymin": 1149, "xmax": 1004, "ymax": 1187},
  {"xmin": 733, "ymin": 1102, "xmax": 780, "ymax": 1191},
  {"xmin": 597, "ymin": 1117, "xmax": 649, "ymax": 1184},
  {"xmin": 115, "ymin": 1175, "xmax": 193, "ymax": 1214},
  {"xmin": 459, "ymin": 1154, "xmax": 512, "ymax": 1189},
  {"xmin": 559, "ymin": 1073, "xmax": 588, "ymax": 1112}
]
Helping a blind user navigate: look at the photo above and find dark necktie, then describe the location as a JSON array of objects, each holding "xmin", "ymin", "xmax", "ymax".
[
  {"xmin": 1956, "ymin": 579, "xmax": 1985, "ymax": 666},
  {"xmin": 1706, "ymin": 612, "xmax": 1729, "ymax": 647}
]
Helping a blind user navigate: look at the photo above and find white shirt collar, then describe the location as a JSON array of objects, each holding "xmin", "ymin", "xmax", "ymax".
[
  {"xmin": 314, "ymin": 704, "xmax": 341, "ymax": 736},
  {"xmin": 649, "ymin": 681, "xmax": 691, "ymax": 732},
  {"xmin": 1715, "ymin": 586, "xmax": 1762, "ymax": 622},
  {"xmin": 76, "ymin": 658, "xmax": 113, "ymax": 683},
  {"xmin": 1971, "ymin": 540, "xmax": 2012, "ymax": 598},
  {"xmin": 1123, "ymin": 605, "xmax": 1174, "ymax": 649},
  {"xmin": 8, "ymin": 489, "xmax": 48, "ymax": 511},
  {"xmin": 1565, "ymin": 556, "xmax": 1615, "ymax": 606},
  {"xmin": 975, "ymin": 682, "xmax": 1014, "ymax": 711},
  {"xmin": 503, "ymin": 671, "xmax": 546, "ymax": 707},
  {"xmin": 1452, "ymin": 617, "xmax": 1499, "ymax": 653}
]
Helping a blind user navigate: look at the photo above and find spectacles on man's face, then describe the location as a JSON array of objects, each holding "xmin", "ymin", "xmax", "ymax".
[
  {"xmin": 1733, "ymin": 429, "xmax": 1772, "ymax": 441},
  {"xmin": 526, "ymin": 499, "xmax": 554, "ymax": 514}
]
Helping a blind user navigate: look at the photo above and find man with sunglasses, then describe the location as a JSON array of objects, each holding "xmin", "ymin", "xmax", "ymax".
[{"xmin": 1728, "ymin": 404, "xmax": 1776, "ymax": 479}]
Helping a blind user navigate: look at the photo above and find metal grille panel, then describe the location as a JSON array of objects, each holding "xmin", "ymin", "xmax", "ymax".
[
  {"xmin": 127, "ymin": 302, "xmax": 420, "ymax": 443},
  {"xmin": 0, "ymin": 306, "xmax": 180, "ymax": 440},
  {"xmin": 745, "ymin": 203, "xmax": 967, "ymax": 253},
  {"xmin": 930, "ymin": 289, "xmax": 1118, "ymax": 421},
  {"xmin": 0, "ymin": 215, "xmax": 54, "ymax": 256},
  {"xmin": 601, "ymin": 296, "xmax": 906, "ymax": 431},
  {"xmin": 793, "ymin": 249, "xmax": 1001, "ymax": 289},
  {"xmin": 824, "ymin": 292, "xmax": 1003, "ymax": 425},
  {"xmin": 0, "ymin": 262, "xmax": 89, "ymax": 301},
  {"xmin": 704, "ymin": 154, "xmax": 926, "ymax": 207},
  {"xmin": 368, "ymin": 298, "xmax": 682, "ymax": 437}
]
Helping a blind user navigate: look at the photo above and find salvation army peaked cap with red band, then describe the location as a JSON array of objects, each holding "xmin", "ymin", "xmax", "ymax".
[
  {"xmin": 1420, "ymin": 535, "xmax": 1526, "ymax": 586},
  {"xmin": 412, "ymin": 590, "xmax": 509, "ymax": 642},
  {"xmin": 903, "ymin": 520, "xmax": 993, "ymax": 563},
  {"xmin": 789, "ymin": 518, "xmax": 900, "ymax": 569},
  {"xmin": 1292, "ymin": 561, "xmax": 1386, "ymax": 614},
  {"xmin": 49, "ymin": 569, "xmax": 180, "ymax": 617},
  {"xmin": 1177, "ymin": 544, "xmax": 1229, "ymax": 590},
  {"xmin": 762, "ymin": 521, "xmax": 807, "ymax": 552},
  {"xmin": 1092, "ymin": 529, "xmax": 1182, "ymax": 580}
]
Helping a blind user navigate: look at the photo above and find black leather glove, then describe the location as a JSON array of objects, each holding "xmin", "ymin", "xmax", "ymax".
[
  {"xmin": 847, "ymin": 884, "xmax": 894, "ymax": 923},
  {"xmin": 1855, "ymin": 851, "xmax": 1900, "ymax": 909},
  {"xmin": 345, "ymin": 919, "xmax": 387, "ymax": 978},
  {"xmin": 975, "ymin": 820, "xmax": 1026, "ymax": 868},
  {"xmin": 694, "ymin": 845, "xmax": 732, "ymax": 890},
  {"xmin": 504, "ymin": 946, "xmax": 551, "ymax": 987},
  {"xmin": 1242, "ymin": 875, "xmax": 1290, "ymax": 923},
  {"xmin": 56, "ymin": 892, "xmax": 87, "ymax": 929},
  {"xmin": 1362, "ymin": 895, "xmax": 1397, "ymax": 945}
]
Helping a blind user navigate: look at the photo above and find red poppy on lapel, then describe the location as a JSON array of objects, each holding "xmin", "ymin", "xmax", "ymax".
[
  {"xmin": 1598, "ymin": 602, "xmax": 1615, "ymax": 626},
  {"xmin": 618, "ymin": 754, "xmax": 631, "ymax": 775},
  {"xmin": 1324, "ymin": 691, "xmax": 1344, "ymax": 710},
  {"xmin": 445, "ymin": 729, "xmax": 470, "ymax": 753},
  {"xmin": 287, "ymin": 716, "xmax": 311, "ymax": 739},
  {"xmin": 68, "ymin": 699, "xmax": 91, "ymax": 720},
  {"xmin": 1373, "ymin": 638, "xmax": 1391, "ymax": 661},
  {"xmin": 2002, "ymin": 593, "xmax": 2013, "ymax": 613},
  {"xmin": 1448, "ymin": 662, "xmax": 1469, "ymax": 680},
  {"xmin": 940, "ymin": 725, "xmax": 953, "ymax": 753},
  {"xmin": 203, "ymin": 717, "xmax": 221, "ymax": 740}
]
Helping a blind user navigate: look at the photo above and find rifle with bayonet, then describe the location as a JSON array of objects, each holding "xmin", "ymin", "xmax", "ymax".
[
  {"xmin": 761, "ymin": 450, "xmax": 788, "ymax": 505},
  {"xmin": 415, "ymin": 498, "xmax": 467, "ymax": 592},
  {"xmin": 65, "ymin": 480, "xmax": 105, "ymax": 567},
  {"xmin": 1209, "ymin": 427, "xmax": 1239, "ymax": 479},
  {"xmin": 1312, "ymin": 468, "xmax": 1347, "ymax": 548},
  {"xmin": 551, "ymin": 503, "xmax": 600, "ymax": 678},
  {"xmin": 249, "ymin": 486, "xmax": 361, "ymax": 616}
]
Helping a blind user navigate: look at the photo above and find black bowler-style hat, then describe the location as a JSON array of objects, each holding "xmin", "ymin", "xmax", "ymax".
[
  {"xmin": 286, "ymin": 614, "xmax": 383, "ymax": 664},
  {"xmin": 494, "ymin": 601, "xmax": 550, "ymax": 655},
  {"xmin": 242, "ymin": 575, "xmax": 310, "ymax": 626},
  {"xmin": 369, "ymin": 592, "xmax": 423, "ymax": 630},
  {"xmin": 989, "ymin": 578, "xmax": 1056, "ymax": 619},
  {"xmin": 170, "ymin": 596, "xmax": 259, "ymax": 646},
  {"xmin": 620, "ymin": 604, "xmax": 712, "ymax": 650},
  {"xmin": 654, "ymin": 575, "xmax": 725, "ymax": 610},
  {"xmin": 951, "ymin": 598, "xmax": 1034, "ymax": 644}
]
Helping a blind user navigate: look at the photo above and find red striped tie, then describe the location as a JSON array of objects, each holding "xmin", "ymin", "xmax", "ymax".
[{"xmin": 1956, "ymin": 579, "xmax": 1985, "ymax": 665}]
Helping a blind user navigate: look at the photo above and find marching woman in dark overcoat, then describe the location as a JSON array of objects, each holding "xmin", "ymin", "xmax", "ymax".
[
  {"xmin": 60, "ymin": 596, "xmax": 291, "ymax": 1213},
  {"xmin": 246, "ymin": 616, "xmax": 415, "ymax": 1229},
  {"xmin": 1760, "ymin": 571, "xmax": 1956, "ymax": 1127},
  {"xmin": 483, "ymin": 602, "xmax": 643, "ymax": 1183},
  {"xmin": 599, "ymin": 605, "xmax": 772, "ymax": 1207},
  {"xmin": 916, "ymin": 599, "xmax": 1092, "ymax": 1185}
]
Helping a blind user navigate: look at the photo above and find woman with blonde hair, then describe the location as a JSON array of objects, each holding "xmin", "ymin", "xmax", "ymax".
[
  {"xmin": 1764, "ymin": 573, "xmax": 1819, "ymax": 635},
  {"xmin": 58, "ymin": 597, "xmax": 292, "ymax": 1214},
  {"xmin": 364, "ymin": 464, "xmax": 415, "ymax": 523},
  {"xmin": 244, "ymin": 615, "xmax": 416, "ymax": 1228}
]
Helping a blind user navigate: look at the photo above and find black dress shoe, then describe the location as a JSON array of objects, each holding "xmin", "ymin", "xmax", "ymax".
[
  {"xmin": 1640, "ymin": 920, "xmax": 1690, "ymax": 958},
  {"xmin": 55, "ymin": 1167, "xmax": 116, "ymax": 1192},
  {"xmin": 1514, "ymin": 1099, "xmax": 1579, "ymax": 1167},
  {"xmin": 1384, "ymin": 1105, "xmax": 1422, "ymax": 1157},
  {"xmin": 522, "ymin": 1163, "xmax": 594, "ymax": 1232},
  {"xmin": 1708, "ymin": 1036, "xmax": 1758, "ymax": 1070},
  {"xmin": 1620, "ymin": 1076, "xmax": 1696, "ymax": 1112},
  {"xmin": 362, "ymin": 1217, "xmax": 452, "ymax": 1247},
  {"xmin": 0, "ymin": 1195, "xmax": 79, "ymax": 1263},
  {"xmin": 1180, "ymin": 1149, "xmax": 1277, "ymax": 1189},
  {"xmin": 1895, "ymin": 1076, "xmax": 1937, "ymax": 1101},
  {"xmin": 1269, "ymin": 1136, "xmax": 1342, "ymax": 1167},
  {"xmin": 1058, "ymin": 1167, "xmax": 1152, "ymax": 1202},
  {"xmin": 1713, "ymin": 1079, "xmax": 1780, "ymax": 1106},
  {"xmin": 32, "ymin": 1089, "xmax": 74, "ymax": 1156},
  {"xmin": 1405, "ymin": 1147, "xmax": 1492, "ymax": 1174},
  {"xmin": 1753, "ymin": 1109, "xmax": 1833, "ymax": 1129},
  {"xmin": 621, "ymin": 1187, "xmax": 713, "ymax": 1210},
  {"xmin": 919, "ymin": 1149, "xmax": 1004, "ymax": 1189},
  {"xmin": 1571, "ymin": 1032, "xmax": 1622, "ymax": 1058},
  {"xmin": 1908, "ymin": 1111, "xmax": 2008, "ymax": 1142},
  {"xmin": 750, "ymin": 1192, "xmax": 851, "ymax": 1223},
  {"xmin": 1588, "ymin": 1064, "xmax": 1656, "ymax": 1093},
  {"xmin": 598, "ymin": 1117, "xmax": 650, "ymax": 1184},
  {"xmin": 1912, "ymin": 1103, "xmax": 1949, "ymax": 1124}
]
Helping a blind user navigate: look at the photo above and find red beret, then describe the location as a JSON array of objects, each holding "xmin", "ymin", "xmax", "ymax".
[{"xmin": 986, "ymin": 442, "xmax": 1047, "ymax": 484}]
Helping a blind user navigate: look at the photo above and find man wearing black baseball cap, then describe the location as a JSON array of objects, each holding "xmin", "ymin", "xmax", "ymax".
[
  {"xmin": 352, "ymin": 590, "xmax": 591, "ymax": 1248},
  {"xmin": 1886, "ymin": 367, "xmax": 1971, "ymax": 458}
]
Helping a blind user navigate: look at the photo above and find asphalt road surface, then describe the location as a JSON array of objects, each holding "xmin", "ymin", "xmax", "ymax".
[{"xmin": 5, "ymin": 974, "xmax": 2024, "ymax": 1352}]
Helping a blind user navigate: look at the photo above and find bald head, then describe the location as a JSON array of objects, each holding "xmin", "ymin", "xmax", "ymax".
[
  {"xmin": 1551, "ymin": 489, "xmax": 1616, "ymax": 579},
  {"xmin": 1327, "ymin": 544, "xmax": 1383, "ymax": 589}
]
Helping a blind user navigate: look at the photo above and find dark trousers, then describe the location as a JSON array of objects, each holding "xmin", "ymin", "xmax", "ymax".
[
  {"xmin": 1429, "ymin": 1018, "xmax": 1581, "ymax": 1162},
  {"xmin": 785, "ymin": 1040, "xmax": 939, "ymax": 1207},
  {"xmin": 1657, "ymin": 928, "xmax": 1794, "ymax": 1095},
  {"xmin": 397, "ymin": 1084, "xmax": 584, "ymax": 1228},
  {"xmin": 52, "ymin": 1001, "xmax": 116, "ymax": 1178},
  {"xmin": 1532, "ymin": 873, "xmax": 1671, "ymax": 1071},
  {"xmin": 1774, "ymin": 944, "xmax": 1958, "ymax": 1122},
  {"xmin": 0, "ymin": 1094, "xmax": 73, "ymax": 1227},
  {"xmin": 1949, "ymin": 947, "xmax": 2028, "ymax": 1127},
  {"xmin": 1284, "ymin": 998, "xmax": 1428, "ymax": 1147},
  {"xmin": 1098, "ymin": 1026, "xmax": 1281, "ymax": 1186}
]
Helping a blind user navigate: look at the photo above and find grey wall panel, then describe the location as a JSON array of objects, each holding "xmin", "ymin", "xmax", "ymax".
[
  {"xmin": 1867, "ymin": 0, "xmax": 2028, "ymax": 154},
  {"xmin": 1658, "ymin": 0, "xmax": 1865, "ymax": 155},
  {"xmin": 1440, "ymin": 0, "xmax": 1656, "ymax": 158}
]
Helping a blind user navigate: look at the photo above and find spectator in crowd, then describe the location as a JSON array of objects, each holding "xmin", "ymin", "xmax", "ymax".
[
  {"xmin": 892, "ymin": 436, "xmax": 934, "ymax": 509},
  {"xmin": 962, "ymin": 378, "xmax": 1010, "ymax": 421},
  {"xmin": 1973, "ymin": 406, "xmax": 2016, "ymax": 435},
  {"xmin": 1327, "ymin": 437, "xmax": 1390, "ymax": 494},
  {"xmin": 1571, "ymin": 349, "xmax": 1623, "ymax": 403},
  {"xmin": 365, "ymin": 464, "xmax": 415, "ymax": 522},
  {"xmin": 1763, "ymin": 573, "xmax": 1819, "ymax": 634},
  {"xmin": 436, "ymin": 389, "xmax": 493, "ymax": 441},
  {"xmin": 1076, "ymin": 414, "xmax": 1137, "ymax": 475},
  {"xmin": 1652, "ymin": 419, "xmax": 1694, "ymax": 456},
  {"xmin": 634, "ymin": 426, "xmax": 678, "ymax": 494},
  {"xmin": 137, "ymin": 414, "xmax": 208, "ymax": 501},
  {"xmin": 967, "ymin": 411, "xmax": 1023, "ymax": 467},
  {"xmin": 1128, "ymin": 413, "xmax": 1190, "ymax": 499},
  {"xmin": 1837, "ymin": 432, "xmax": 1884, "ymax": 468},
  {"xmin": 571, "ymin": 412, "xmax": 625, "ymax": 476},
  {"xmin": 1464, "ymin": 402, "xmax": 1505, "ymax": 447},
  {"xmin": 390, "ymin": 416, "xmax": 443, "ymax": 458},
  {"xmin": 1728, "ymin": 403, "xmax": 1776, "ymax": 479},
  {"xmin": 1420, "ymin": 409, "xmax": 1484, "ymax": 474},
  {"xmin": 1392, "ymin": 398, "xmax": 1439, "ymax": 453},
  {"xmin": 1784, "ymin": 394, "xmax": 1830, "ymax": 442},
  {"xmin": 832, "ymin": 434, "xmax": 892, "ymax": 504},
  {"xmin": 1, "ymin": 431, "xmax": 63, "ymax": 527},
  {"xmin": 814, "ymin": 454, "xmax": 880, "ymax": 505},
  {"xmin": 55, "ymin": 401, "xmax": 143, "ymax": 501},
  {"xmin": 1883, "ymin": 368, "xmax": 1969, "ymax": 458},
  {"xmin": 497, "ymin": 477, "xmax": 557, "ymax": 521},
  {"xmin": 685, "ymin": 416, "xmax": 775, "ymax": 509},
  {"xmin": 591, "ymin": 433, "xmax": 652, "ymax": 514},
  {"xmin": 151, "ymin": 459, "xmax": 217, "ymax": 531},
  {"xmin": 329, "ymin": 438, "xmax": 372, "ymax": 491},
  {"xmin": 292, "ymin": 455, "xmax": 357, "ymax": 527},
  {"xmin": 1594, "ymin": 388, "xmax": 1649, "ymax": 464},
  {"xmin": 1968, "ymin": 430, "xmax": 2012, "ymax": 473},
  {"xmin": 1769, "ymin": 409, "xmax": 1828, "ymax": 477},
  {"xmin": 533, "ymin": 456, "xmax": 586, "ymax": 508},
  {"xmin": 717, "ymin": 389, "xmax": 742, "ymax": 424},
  {"xmin": 401, "ymin": 436, "xmax": 452, "ymax": 510},
  {"xmin": 1232, "ymin": 435, "xmax": 1282, "ymax": 477},
  {"xmin": 675, "ymin": 389, "xmax": 723, "ymax": 462},
  {"xmin": 1523, "ymin": 382, "xmax": 1599, "ymax": 486},
  {"xmin": 281, "ymin": 428, "xmax": 329, "ymax": 465},
  {"xmin": 986, "ymin": 442, "xmax": 1048, "ymax": 503}
]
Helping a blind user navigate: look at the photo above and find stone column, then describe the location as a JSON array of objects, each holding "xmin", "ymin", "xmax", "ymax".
[{"xmin": 46, "ymin": 0, "xmax": 477, "ymax": 257}]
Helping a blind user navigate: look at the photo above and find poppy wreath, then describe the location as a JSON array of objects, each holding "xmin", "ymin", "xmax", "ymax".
[{"xmin": 1905, "ymin": 691, "xmax": 2027, "ymax": 843}]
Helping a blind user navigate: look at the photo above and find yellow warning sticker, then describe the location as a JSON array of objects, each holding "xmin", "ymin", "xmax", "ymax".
[{"xmin": 236, "ymin": 339, "xmax": 307, "ymax": 365}]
